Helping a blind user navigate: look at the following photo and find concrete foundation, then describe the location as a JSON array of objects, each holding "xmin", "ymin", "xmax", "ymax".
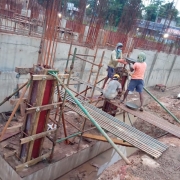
[{"xmin": 0, "ymin": 141, "xmax": 125, "ymax": 180}]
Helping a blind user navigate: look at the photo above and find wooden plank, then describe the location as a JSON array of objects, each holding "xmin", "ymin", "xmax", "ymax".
[
  {"xmin": 32, "ymin": 74, "xmax": 69, "ymax": 81},
  {"xmin": 82, "ymin": 133, "xmax": 133, "ymax": 147},
  {"xmin": 0, "ymin": 84, "xmax": 29, "ymax": 141},
  {"xmin": 3, "ymin": 150, "xmax": 16, "ymax": 159},
  {"xmin": 25, "ymin": 102, "xmax": 62, "ymax": 114},
  {"xmin": 27, "ymin": 70, "xmax": 57, "ymax": 161},
  {"xmin": 15, "ymin": 152, "xmax": 51, "ymax": 171},
  {"xmin": 20, "ymin": 129, "xmax": 56, "ymax": 144},
  {"xmin": 116, "ymin": 102, "xmax": 180, "ymax": 138},
  {"xmin": 18, "ymin": 77, "xmax": 34, "ymax": 160},
  {"xmin": 0, "ymin": 130, "xmax": 20, "ymax": 141},
  {"xmin": 7, "ymin": 124, "xmax": 23, "ymax": 130},
  {"xmin": 15, "ymin": 67, "xmax": 34, "ymax": 75}
]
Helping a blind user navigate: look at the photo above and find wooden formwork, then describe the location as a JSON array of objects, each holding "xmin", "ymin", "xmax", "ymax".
[{"xmin": 19, "ymin": 68, "xmax": 57, "ymax": 162}]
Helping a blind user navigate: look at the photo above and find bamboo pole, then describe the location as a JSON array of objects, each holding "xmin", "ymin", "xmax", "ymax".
[
  {"xmin": 20, "ymin": 129, "xmax": 56, "ymax": 144},
  {"xmin": 56, "ymin": 132, "xmax": 82, "ymax": 143},
  {"xmin": 0, "ymin": 80, "xmax": 31, "ymax": 141},
  {"xmin": 90, "ymin": 51, "xmax": 105, "ymax": 101},
  {"xmin": 75, "ymin": 77, "xmax": 105, "ymax": 98},
  {"xmin": 15, "ymin": 152, "xmax": 51, "ymax": 171},
  {"xmin": 0, "ymin": 81, "xmax": 28, "ymax": 107},
  {"xmin": 65, "ymin": 42, "xmax": 72, "ymax": 72},
  {"xmin": 84, "ymin": 47, "xmax": 98, "ymax": 99},
  {"xmin": 144, "ymin": 87, "xmax": 180, "ymax": 124}
]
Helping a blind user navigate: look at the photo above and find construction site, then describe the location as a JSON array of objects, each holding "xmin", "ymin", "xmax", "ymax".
[{"xmin": 0, "ymin": 0, "xmax": 180, "ymax": 179}]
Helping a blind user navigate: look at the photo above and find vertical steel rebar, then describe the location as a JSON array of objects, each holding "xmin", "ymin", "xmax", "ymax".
[{"xmin": 77, "ymin": 118, "xmax": 87, "ymax": 151}]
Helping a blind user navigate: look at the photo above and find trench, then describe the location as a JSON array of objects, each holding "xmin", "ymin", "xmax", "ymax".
[{"xmin": 60, "ymin": 113, "xmax": 138, "ymax": 180}]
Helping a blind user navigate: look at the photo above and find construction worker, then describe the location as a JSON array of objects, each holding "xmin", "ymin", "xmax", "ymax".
[
  {"xmin": 120, "ymin": 52, "xmax": 147, "ymax": 111},
  {"xmin": 103, "ymin": 74, "xmax": 122, "ymax": 100},
  {"xmin": 101, "ymin": 42, "xmax": 127, "ymax": 89}
]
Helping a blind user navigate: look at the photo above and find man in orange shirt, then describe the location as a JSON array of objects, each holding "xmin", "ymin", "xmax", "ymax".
[{"xmin": 120, "ymin": 52, "xmax": 147, "ymax": 111}]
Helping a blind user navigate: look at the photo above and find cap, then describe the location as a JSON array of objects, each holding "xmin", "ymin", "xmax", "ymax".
[
  {"xmin": 137, "ymin": 52, "xmax": 146, "ymax": 62},
  {"xmin": 113, "ymin": 74, "xmax": 120, "ymax": 78},
  {"xmin": 116, "ymin": 42, "xmax": 123, "ymax": 48}
]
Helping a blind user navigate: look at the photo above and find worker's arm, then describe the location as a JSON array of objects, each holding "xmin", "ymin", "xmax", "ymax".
[
  {"xmin": 111, "ymin": 52, "xmax": 127, "ymax": 64},
  {"xmin": 129, "ymin": 63, "xmax": 135, "ymax": 72},
  {"xmin": 120, "ymin": 51, "xmax": 123, "ymax": 59},
  {"xmin": 118, "ymin": 59, "xmax": 127, "ymax": 64},
  {"xmin": 117, "ymin": 82, "xmax": 122, "ymax": 93},
  {"xmin": 118, "ymin": 88, "xmax": 122, "ymax": 93}
]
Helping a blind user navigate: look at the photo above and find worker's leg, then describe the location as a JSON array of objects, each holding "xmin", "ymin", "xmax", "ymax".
[
  {"xmin": 121, "ymin": 89, "xmax": 129, "ymax": 103},
  {"xmin": 139, "ymin": 92, "xmax": 144, "ymax": 111},
  {"xmin": 136, "ymin": 80, "xmax": 144, "ymax": 111},
  {"xmin": 102, "ymin": 66, "xmax": 114, "ymax": 89},
  {"xmin": 120, "ymin": 79, "xmax": 135, "ymax": 103}
]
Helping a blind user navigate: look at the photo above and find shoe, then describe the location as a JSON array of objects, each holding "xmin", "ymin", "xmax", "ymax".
[
  {"xmin": 139, "ymin": 107, "xmax": 143, "ymax": 111},
  {"xmin": 128, "ymin": 91, "xmax": 133, "ymax": 95}
]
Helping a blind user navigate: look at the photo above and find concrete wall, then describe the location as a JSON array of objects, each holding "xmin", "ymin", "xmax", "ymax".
[
  {"xmin": 0, "ymin": 33, "xmax": 39, "ymax": 112},
  {"xmin": 0, "ymin": 33, "xmax": 180, "ymax": 112}
]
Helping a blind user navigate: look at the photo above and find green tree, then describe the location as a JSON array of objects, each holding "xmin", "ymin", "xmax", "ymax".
[
  {"xmin": 144, "ymin": 1, "xmax": 179, "ymax": 22},
  {"xmin": 158, "ymin": 2, "xmax": 179, "ymax": 20},
  {"xmin": 37, "ymin": 0, "xmax": 47, "ymax": 6},
  {"xmin": 176, "ymin": 16, "xmax": 180, "ymax": 27},
  {"xmin": 118, "ymin": 0, "xmax": 143, "ymax": 33},
  {"xmin": 85, "ymin": 0, "xmax": 126, "ymax": 26},
  {"xmin": 143, "ymin": 0, "xmax": 163, "ymax": 21},
  {"xmin": 106, "ymin": 0, "xmax": 126, "ymax": 26},
  {"xmin": 144, "ymin": 4, "xmax": 158, "ymax": 21}
]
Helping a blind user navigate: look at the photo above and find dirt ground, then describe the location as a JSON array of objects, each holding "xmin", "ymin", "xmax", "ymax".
[
  {"xmin": 98, "ymin": 86, "xmax": 180, "ymax": 180},
  {"xmin": 98, "ymin": 136, "xmax": 180, "ymax": 180}
]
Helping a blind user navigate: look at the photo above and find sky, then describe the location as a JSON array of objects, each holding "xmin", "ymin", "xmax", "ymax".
[{"xmin": 176, "ymin": 0, "xmax": 180, "ymax": 12}]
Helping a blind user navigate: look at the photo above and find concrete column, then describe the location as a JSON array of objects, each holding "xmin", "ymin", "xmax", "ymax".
[
  {"xmin": 165, "ymin": 55, "xmax": 177, "ymax": 86},
  {"xmin": 146, "ymin": 51, "xmax": 158, "ymax": 86},
  {"xmin": 77, "ymin": 48, "xmax": 89, "ymax": 92}
]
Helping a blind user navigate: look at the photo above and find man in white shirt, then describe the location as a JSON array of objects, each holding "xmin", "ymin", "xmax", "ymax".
[{"xmin": 103, "ymin": 74, "xmax": 122, "ymax": 100}]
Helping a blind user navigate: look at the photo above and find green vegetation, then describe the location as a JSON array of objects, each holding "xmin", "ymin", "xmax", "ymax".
[
  {"xmin": 143, "ymin": 0, "xmax": 179, "ymax": 22},
  {"xmin": 37, "ymin": 0, "xmax": 180, "ymax": 27}
]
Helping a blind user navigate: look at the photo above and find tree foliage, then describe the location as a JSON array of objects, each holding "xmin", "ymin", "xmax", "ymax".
[
  {"xmin": 119, "ymin": 0, "xmax": 143, "ymax": 33},
  {"xmin": 158, "ymin": 2, "xmax": 179, "ymax": 19},
  {"xmin": 176, "ymin": 17, "xmax": 180, "ymax": 27},
  {"xmin": 37, "ymin": 0, "xmax": 47, "ymax": 6},
  {"xmin": 144, "ymin": 1, "xmax": 179, "ymax": 22},
  {"xmin": 36, "ymin": 0, "xmax": 142, "ymax": 26}
]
